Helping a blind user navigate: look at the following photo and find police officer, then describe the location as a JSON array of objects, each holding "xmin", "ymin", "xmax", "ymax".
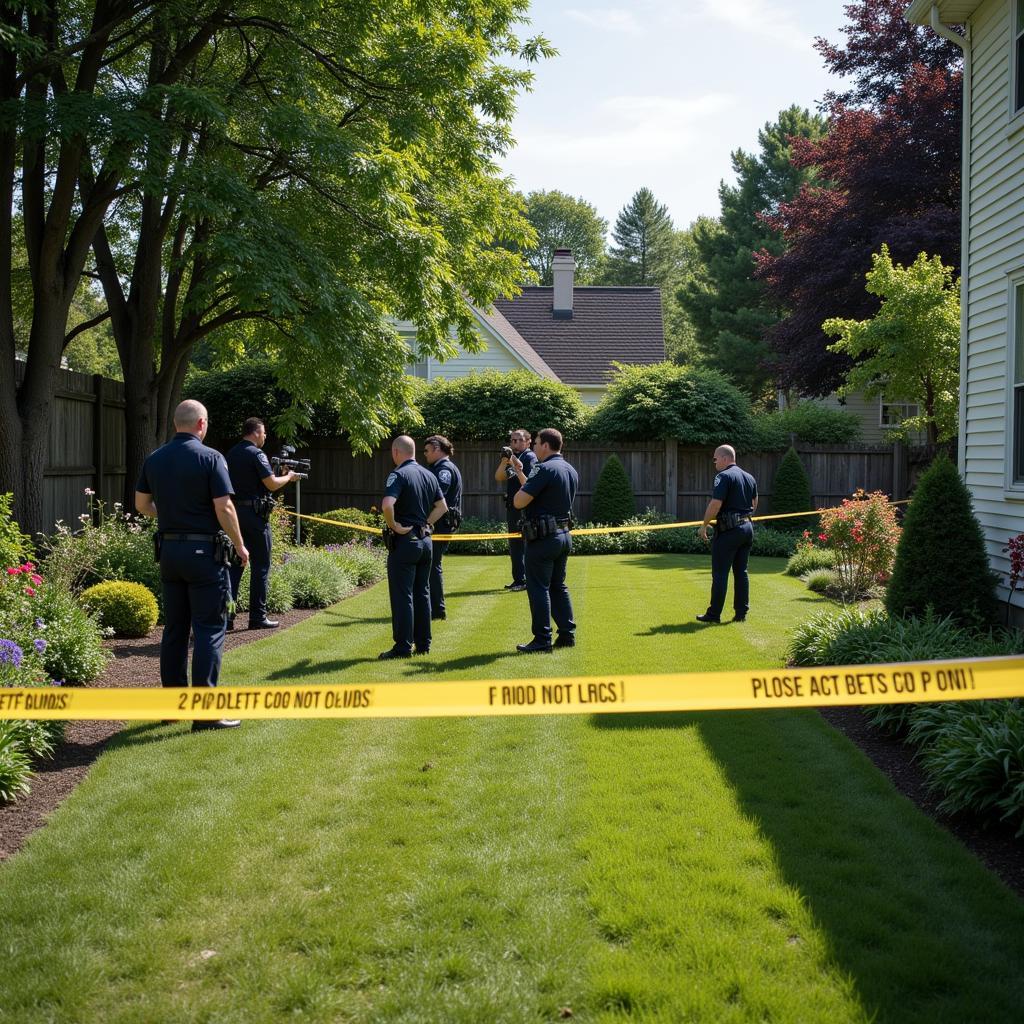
[
  {"xmin": 422, "ymin": 435, "xmax": 462, "ymax": 621},
  {"xmin": 697, "ymin": 444, "xmax": 758, "ymax": 624},
  {"xmin": 226, "ymin": 417, "xmax": 298, "ymax": 630},
  {"xmin": 510, "ymin": 427, "xmax": 579, "ymax": 653},
  {"xmin": 379, "ymin": 435, "xmax": 448, "ymax": 660},
  {"xmin": 494, "ymin": 428, "xmax": 536, "ymax": 591},
  {"xmin": 134, "ymin": 399, "xmax": 250, "ymax": 731}
]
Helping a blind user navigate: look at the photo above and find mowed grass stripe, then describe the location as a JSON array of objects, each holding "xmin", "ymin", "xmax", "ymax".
[{"xmin": 2, "ymin": 556, "xmax": 1023, "ymax": 1023}]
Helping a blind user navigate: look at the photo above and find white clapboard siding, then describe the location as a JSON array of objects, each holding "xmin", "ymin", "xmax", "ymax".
[
  {"xmin": 964, "ymin": 0, "xmax": 1024, "ymax": 607},
  {"xmin": 393, "ymin": 319, "xmax": 530, "ymax": 380},
  {"xmin": 817, "ymin": 391, "xmax": 928, "ymax": 445}
]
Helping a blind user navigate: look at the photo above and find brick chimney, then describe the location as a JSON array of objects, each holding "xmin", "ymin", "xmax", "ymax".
[{"xmin": 552, "ymin": 248, "xmax": 575, "ymax": 319}]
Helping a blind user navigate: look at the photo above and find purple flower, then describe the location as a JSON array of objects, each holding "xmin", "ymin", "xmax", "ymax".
[
  {"xmin": 34, "ymin": 617, "xmax": 44, "ymax": 629},
  {"xmin": 0, "ymin": 639, "xmax": 23, "ymax": 667},
  {"xmin": 50, "ymin": 679, "xmax": 64, "ymax": 687},
  {"xmin": 34, "ymin": 638, "xmax": 47, "ymax": 654}
]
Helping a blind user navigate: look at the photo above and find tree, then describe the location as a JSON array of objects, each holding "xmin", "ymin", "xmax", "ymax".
[
  {"xmin": 591, "ymin": 455, "xmax": 635, "ymax": 525},
  {"xmin": 519, "ymin": 190, "xmax": 606, "ymax": 284},
  {"xmin": 823, "ymin": 245, "xmax": 959, "ymax": 443},
  {"xmin": 770, "ymin": 447, "xmax": 813, "ymax": 519},
  {"xmin": 679, "ymin": 106, "xmax": 827, "ymax": 398},
  {"xmin": 754, "ymin": 0, "xmax": 963, "ymax": 395},
  {"xmin": 601, "ymin": 187, "xmax": 678, "ymax": 287},
  {"xmin": 1, "ymin": 2, "xmax": 550, "ymax": 535}
]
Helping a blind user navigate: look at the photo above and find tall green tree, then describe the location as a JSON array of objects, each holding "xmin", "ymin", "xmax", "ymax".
[
  {"xmin": 1, "ymin": 2, "xmax": 549, "ymax": 535},
  {"xmin": 823, "ymin": 245, "xmax": 959, "ymax": 443},
  {"xmin": 520, "ymin": 190, "xmax": 606, "ymax": 284},
  {"xmin": 679, "ymin": 105, "xmax": 827, "ymax": 398},
  {"xmin": 601, "ymin": 187, "xmax": 677, "ymax": 287}
]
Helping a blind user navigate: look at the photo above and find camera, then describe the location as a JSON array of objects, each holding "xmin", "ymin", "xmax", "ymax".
[
  {"xmin": 271, "ymin": 444, "xmax": 310, "ymax": 480},
  {"xmin": 500, "ymin": 446, "xmax": 513, "ymax": 459}
]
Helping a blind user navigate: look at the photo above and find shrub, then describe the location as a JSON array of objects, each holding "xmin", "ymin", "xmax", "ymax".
[
  {"xmin": 0, "ymin": 492, "xmax": 33, "ymax": 570},
  {"xmin": 750, "ymin": 402, "xmax": 862, "ymax": 449},
  {"xmin": 770, "ymin": 447, "xmax": 813, "ymax": 522},
  {"xmin": 785, "ymin": 538, "xmax": 835, "ymax": 577},
  {"xmin": 304, "ymin": 507, "xmax": 383, "ymax": 547},
  {"xmin": 585, "ymin": 363, "xmax": 754, "ymax": 444},
  {"xmin": 886, "ymin": 454, "xmax": 999, "ymax": 627},
  {"xmin": 803, "ymin": 568, "xmax": 844, "ymax": 596},
  {"xmin": 322, "ymin": 542, "xmax": 387, "ymax": 586},
  {"xmin": 232, "ymin": 565, "xmax": 295, "ymax": 614},
  {"xmin": 819, "ymin": 491, "xmax": 901, "ymax": 598},
  {"xmin": 591, "ymin": 455, "xmax": 636, "ymax": 526},
  {"xmin": 445, "ymin": 516, "xmax": 512, "ymax": 556},
  {"xmin": 418, "ymin": 369, "xmax": 590, "ymax": 441},
  {"xmin": 81, "ymin": 581, "xmax": 159, "ymax": 638},
  {"xmin": 278, "ymin": 548, "xmax": 357, "ymax": 608},
  {"xmin": 0, "ymin": 721, "xmax": 32, "ymax": 803},
  {"xmin": 33, "ymin": 584, "xmax": 110, "ymax": 684}
]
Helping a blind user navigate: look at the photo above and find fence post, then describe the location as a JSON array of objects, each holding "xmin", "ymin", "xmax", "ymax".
[
  {"xmin": 664, "ymin": 438, "xmax": 677, "ymax": 518},
  {"xmin": 93, "ymin": 373, "xmax": 105, "ymax": 520},
  {"xmin": 892, "ymin": 440, "xmax": 907, "ymax": 500}
]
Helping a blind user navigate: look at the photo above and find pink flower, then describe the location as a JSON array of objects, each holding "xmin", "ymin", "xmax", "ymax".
[
  {"xmin": 29, "ymin": 574, "xmax": 42, "ymax": 585},
  {"xmin": 24, "ymin": 586, "xmax": 36, "ymax": 596},
  {"xmin": 5, "ymin": 566, "xmax": 19, "ymax": 575},
  {"xmin": 818, "ymin": 533, "xmax": 828, "ymax": 542}
]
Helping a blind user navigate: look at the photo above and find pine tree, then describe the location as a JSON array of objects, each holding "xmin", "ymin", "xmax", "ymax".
[
  {"xmin": 771, "ymin": 447, "xmax": 813, "ymax": 520},
  {"xmin": 885, "ymin": 455, "xmax": 999, "ymax": 626},
  {"xmin": 602, "ymin": 188, "xmax": 677, "ymax": 287},
  {"xmin": 591, "ymin": 455, "xmax": 636, "ymax": 525}
]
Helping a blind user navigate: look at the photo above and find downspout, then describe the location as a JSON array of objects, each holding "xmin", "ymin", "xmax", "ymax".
[{"xmin": 928, "ymin": 5, "xmax": 970, "ymax": 472}]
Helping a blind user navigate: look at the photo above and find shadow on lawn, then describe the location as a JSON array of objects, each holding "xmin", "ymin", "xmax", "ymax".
[{"xmin": 615, "ymin": 554, "xmax": 796, "ymax": 574}]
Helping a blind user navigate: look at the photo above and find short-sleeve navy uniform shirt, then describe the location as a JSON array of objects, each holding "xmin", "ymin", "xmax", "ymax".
[
  {"xmin": 226, "ymin": 440, "xmax": 274, "ymax": 500},
  {"xmin": 384, "ymin": 459, "xmax": 443, "ymax": 527},
  {"xmin": 506, "ymin": 449, "xmax": 537, "ymax": 502},
  {"xmin": 712, "ymin": 464, "xmax": 758, "ymax": 518},
  {"xmin": 136, "ymin": 433, "xmax": 234, "ymax": 533},
  {"xmin": 430, "ymin": 456, "xmax": 463, "ymax": 513},
  {"xmin": 520, "ymin": 453, "xmax": 578, "ymax": 519}
]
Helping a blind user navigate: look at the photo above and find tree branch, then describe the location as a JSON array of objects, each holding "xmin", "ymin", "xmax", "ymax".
[{"xmin": 63, "ymin": 309, "xmax": 112, "ymax": 349}]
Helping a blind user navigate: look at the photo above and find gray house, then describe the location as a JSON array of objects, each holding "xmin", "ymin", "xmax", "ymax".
[{"xmin": 907, "ymin": 0, "xmax": 1024, "ymax": 618}]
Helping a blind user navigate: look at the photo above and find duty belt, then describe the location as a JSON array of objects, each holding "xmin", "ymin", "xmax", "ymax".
[{"xmin": 161, "ymin": 532, "xmax": 218, "ymax": 541}]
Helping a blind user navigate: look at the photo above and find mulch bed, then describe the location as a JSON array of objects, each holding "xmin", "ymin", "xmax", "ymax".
[{"xmin": 3, "ymin": 642, "xmax": 1022, "ymax": 898}]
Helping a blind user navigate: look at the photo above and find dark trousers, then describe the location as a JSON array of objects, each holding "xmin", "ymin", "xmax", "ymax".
[
  {"xmin": 160, "ymin": 539, "xmax": 229, "ymax": 688},
  {"xmin": 387, "ymin": 534, "xmax": 433, "ymax": 653},
  {"xmin": 429, "ymin": 538, "xmax": 450, "ymax": 615},
  {"xmin": 507, "ymin": 513, "xmax": 526, "ymax": 584},
  {"xmin": 229, "ymin": 505, "xmax": 272, "ymax": 621},
  {"xmin": 524, "ymin": 529, "xmax": 575, "ymax": 644},
  {"xmin": 707, "ymin": 521, "xmax": 754, "ymax": 619}
]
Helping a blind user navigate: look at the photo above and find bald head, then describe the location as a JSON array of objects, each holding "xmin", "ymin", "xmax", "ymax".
[
  {"xmin": 714, "ymin": 445, "xmax": 736, "ymax": 464},
  {"xmin": 174, "ymin": 400, "xmax": 208, "ymax": 435},
  {"xmin": 391, "ymin": 435, "xmax": 415, "ymax": 463}
]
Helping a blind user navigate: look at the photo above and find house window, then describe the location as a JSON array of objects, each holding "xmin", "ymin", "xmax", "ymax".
[
  {"xmin": 880, "ymin": 400, "xmax": 919, "ymax": 428},
  {"xmin": 1017, "ymin": 0, "xmax": 1024, "ymax": 113},
  {"xmin": 1013, "ymin": 282, "xmax": 1024, "ymax": 483}
]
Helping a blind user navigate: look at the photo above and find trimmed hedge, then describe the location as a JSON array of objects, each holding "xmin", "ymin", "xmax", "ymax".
[
  {"xmin": 303, "ymin": 507, "xmax": 383, "ymax": 547},
  {"xmin": 771, "ymin": 447, "xmax": 813, "ymax": 519},
  {"xmin": 750, "ymin": 402, "xmax": 861, "ymax": 448},
  {"xmin": 81, "ymin": 581, "xmax": 159, "ymax": 638},
  {"xmin": 591, "ymin": 455, "xmax": 635, "ymax": 525}
]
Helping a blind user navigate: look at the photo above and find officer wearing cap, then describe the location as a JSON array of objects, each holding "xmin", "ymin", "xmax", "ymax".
[
  {"xmin": 495, "ymin": 428, "xmax": 536, "ymax": 592},
  {"xmin": 379, "ymin": 435, "xmax": 448, "ymax": 660},
  {"xmin": 510, "ymin": 427, "xmax": 578, "ymax": 653},
  {"xmin": 226, "ymin": 417, "xmax": 298, "ymax": 630},
  {"xmin": 422, "ymin": 435, "xmax": 462, "ymax": 621},
  {"xmin": 135, "ymin": 399, "xmax": 250, "ymax": 731},
  {"xmin": 697, "ymin": 444, "xmax": 758, "ymax": 624}
]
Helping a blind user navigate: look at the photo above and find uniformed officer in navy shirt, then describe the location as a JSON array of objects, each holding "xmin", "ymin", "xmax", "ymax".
[
  {"xmin": 697, "ymin": 444, "xmax": 758, "ymax": 624},
  {"xmin": 225, "ymin": 417, "xmax": 298, "ymax": 630},
  {"xmin": 379, "ymin": 435, "xmax": 448, "ymax": 660},
  {"xmin": 135, "ymin": 400, "xmax": 250, "ymax": 731},
  {"xmin": 494, "ymin": 428, "xmax": 536, "ymax": 591},
  {"xmin": 422, "ymin": 435, "xmax": 462, "ymax": 621},
  {"xmin": 510, "ymin": 427, "xmax": 579, "ymax": 652}
]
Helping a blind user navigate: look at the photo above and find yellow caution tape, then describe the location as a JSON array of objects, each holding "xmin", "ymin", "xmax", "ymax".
[
  {"xmin": 282, "ymin": 503, "xmax": 910, "ymax": 543},
  {"xmin": 2, "ymin": 655, "xmax": 1020, "ymax": 721}
]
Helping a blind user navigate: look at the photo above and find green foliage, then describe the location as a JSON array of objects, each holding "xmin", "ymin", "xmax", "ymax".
[
  {"xmin": 751, "ymin": 402, "xmax": 862, "ymax": 449},
  {"xmin": 600, "ymin": 188, "xmax": 678, "ymax": 287},
  {"xmin": 32, "ymin": 585, "xmax": 110, "ymax": 684},
  {"xmin": 590, "ymin": 456, "xmax": 636, "ymax": 526},
  {"xmin": 0, "ymin": 720, "xmax": 32, "ymax": 803},
  {"xmin": 819, "ymin": 492, "xmax": 901, "ymax": 599},
  {"xmin": 233, "ymin": 566, "xmax": 295, "ymax": 616},
  {"xmin": 886, "ymin": 455, "xmax": 999, "ymax": 627},
  {"xmin": 823, "ymin": 245, "xmax": 960, "ymax": 443},
  {"xmin": 303, "ymin": 508, "xmax": 384, "ymax": 547},
  {"xmin": 784, "ymin": 542, "xmax": 835, "ymax": 577},
  {"xmin": 802, "ymin": 568, "xmax": 844, "ymax": 596},
  {"xmin": 586, "ymin": 363, "xmax": 753, "ymax": 443},
  {"xmin": 81, "ymin": 582, "xmax": 159, "ymax": 639},
  {"xmin": 320, "ymin": 542, "xmax": 387, "ymax": 587},
  {"xmin": 0, "ymin": 493, "xmax": 33, "ymax": 570},
  {"xmin": 418, "ymin": 370, "xmax": 590, "ymax": 441},
  {"xmin": 519, "ymin": 191, "xmax": 607, "ymax": 284},
  {"xmin": 278, "ymin": 549, "xmax": 357, "ymax": 609},
  {"xmin": 771, "ymin": 447, "xmax": 813, "ymax": 518}
]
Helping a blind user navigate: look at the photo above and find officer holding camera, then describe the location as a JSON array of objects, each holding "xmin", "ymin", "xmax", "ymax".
[
  {"xmin": 422, "ymin": 435, "xmax": 462, "ymax": 621},
  {"xmin": 494, "ymin": 429, "xmax": 536, "ymax": 591},
  {"xmin": 509, "ymin": 427, "xmax": 578, "ymax": 653},
  {"xmin": 135, "ymin": 400, "xmax": 249, "ymax": 731},
  {"xmin": 379, "ymin": 435, "xmax": 448, "ymax": 660},
  {"xmin": 697, "ymin": 444, "xmax": 758, "ymax": 624},
  {"xmin": 226, "ymin": 417, "xmax": 299, "ymax": 630}
]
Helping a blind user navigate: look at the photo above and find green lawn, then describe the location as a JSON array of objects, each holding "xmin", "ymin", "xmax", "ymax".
[{"xmin": 1, "ymin": 555, "xmax": 1023, "ymax": 1023}]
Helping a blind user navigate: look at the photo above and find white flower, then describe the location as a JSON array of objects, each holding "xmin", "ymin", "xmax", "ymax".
[{"xmin": 84, "ymin": 488, "xmax": 95, "ymax": 496}]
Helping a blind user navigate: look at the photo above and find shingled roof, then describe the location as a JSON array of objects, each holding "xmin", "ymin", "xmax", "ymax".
[{"xmin": 491, "ymin": 287, "xmax": 665, "ymax": 385}]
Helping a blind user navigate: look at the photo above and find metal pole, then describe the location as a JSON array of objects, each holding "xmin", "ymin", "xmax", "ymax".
[{"xmin": 295, "ymin": 479, "xmax": 302, "ymax": 545}]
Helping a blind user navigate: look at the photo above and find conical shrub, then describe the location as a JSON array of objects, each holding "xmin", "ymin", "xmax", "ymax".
[
  {"xmin": 885, "ymin": 454, "xmax": 999, "ymax": 626},
  {"xmin": 771, "ymin": 446, "xmax": 813, "ymax": 525},
  {"xmin": 591, "ymin": 454, "xmax": 636, "ymax": 525}
]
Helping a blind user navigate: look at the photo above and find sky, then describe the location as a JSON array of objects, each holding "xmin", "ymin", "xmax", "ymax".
[{"xmin": 499, "ymin": 0, "xmax": 854, "ymax": 232}]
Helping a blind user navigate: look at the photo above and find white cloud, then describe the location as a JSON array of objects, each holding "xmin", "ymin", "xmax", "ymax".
[
  {"xmin": 662, "ymin": 0, "xmax": 814, "ymax": 54},
  {"xmin": 564, "ymin": 7, "xmax": 643, "ymax": 35}
]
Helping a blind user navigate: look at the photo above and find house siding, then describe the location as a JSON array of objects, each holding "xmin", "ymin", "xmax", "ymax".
[
  {"xmin": 817, "ymin": 391, "xmax": 928, "ymax": 445},
  {"xmin": 965, "ymin": 0, "xmax": 1024, "ymax": 607},
  {"xmin": 394, "ymin": 321, "xmax": 526, "ymax": 380}
]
